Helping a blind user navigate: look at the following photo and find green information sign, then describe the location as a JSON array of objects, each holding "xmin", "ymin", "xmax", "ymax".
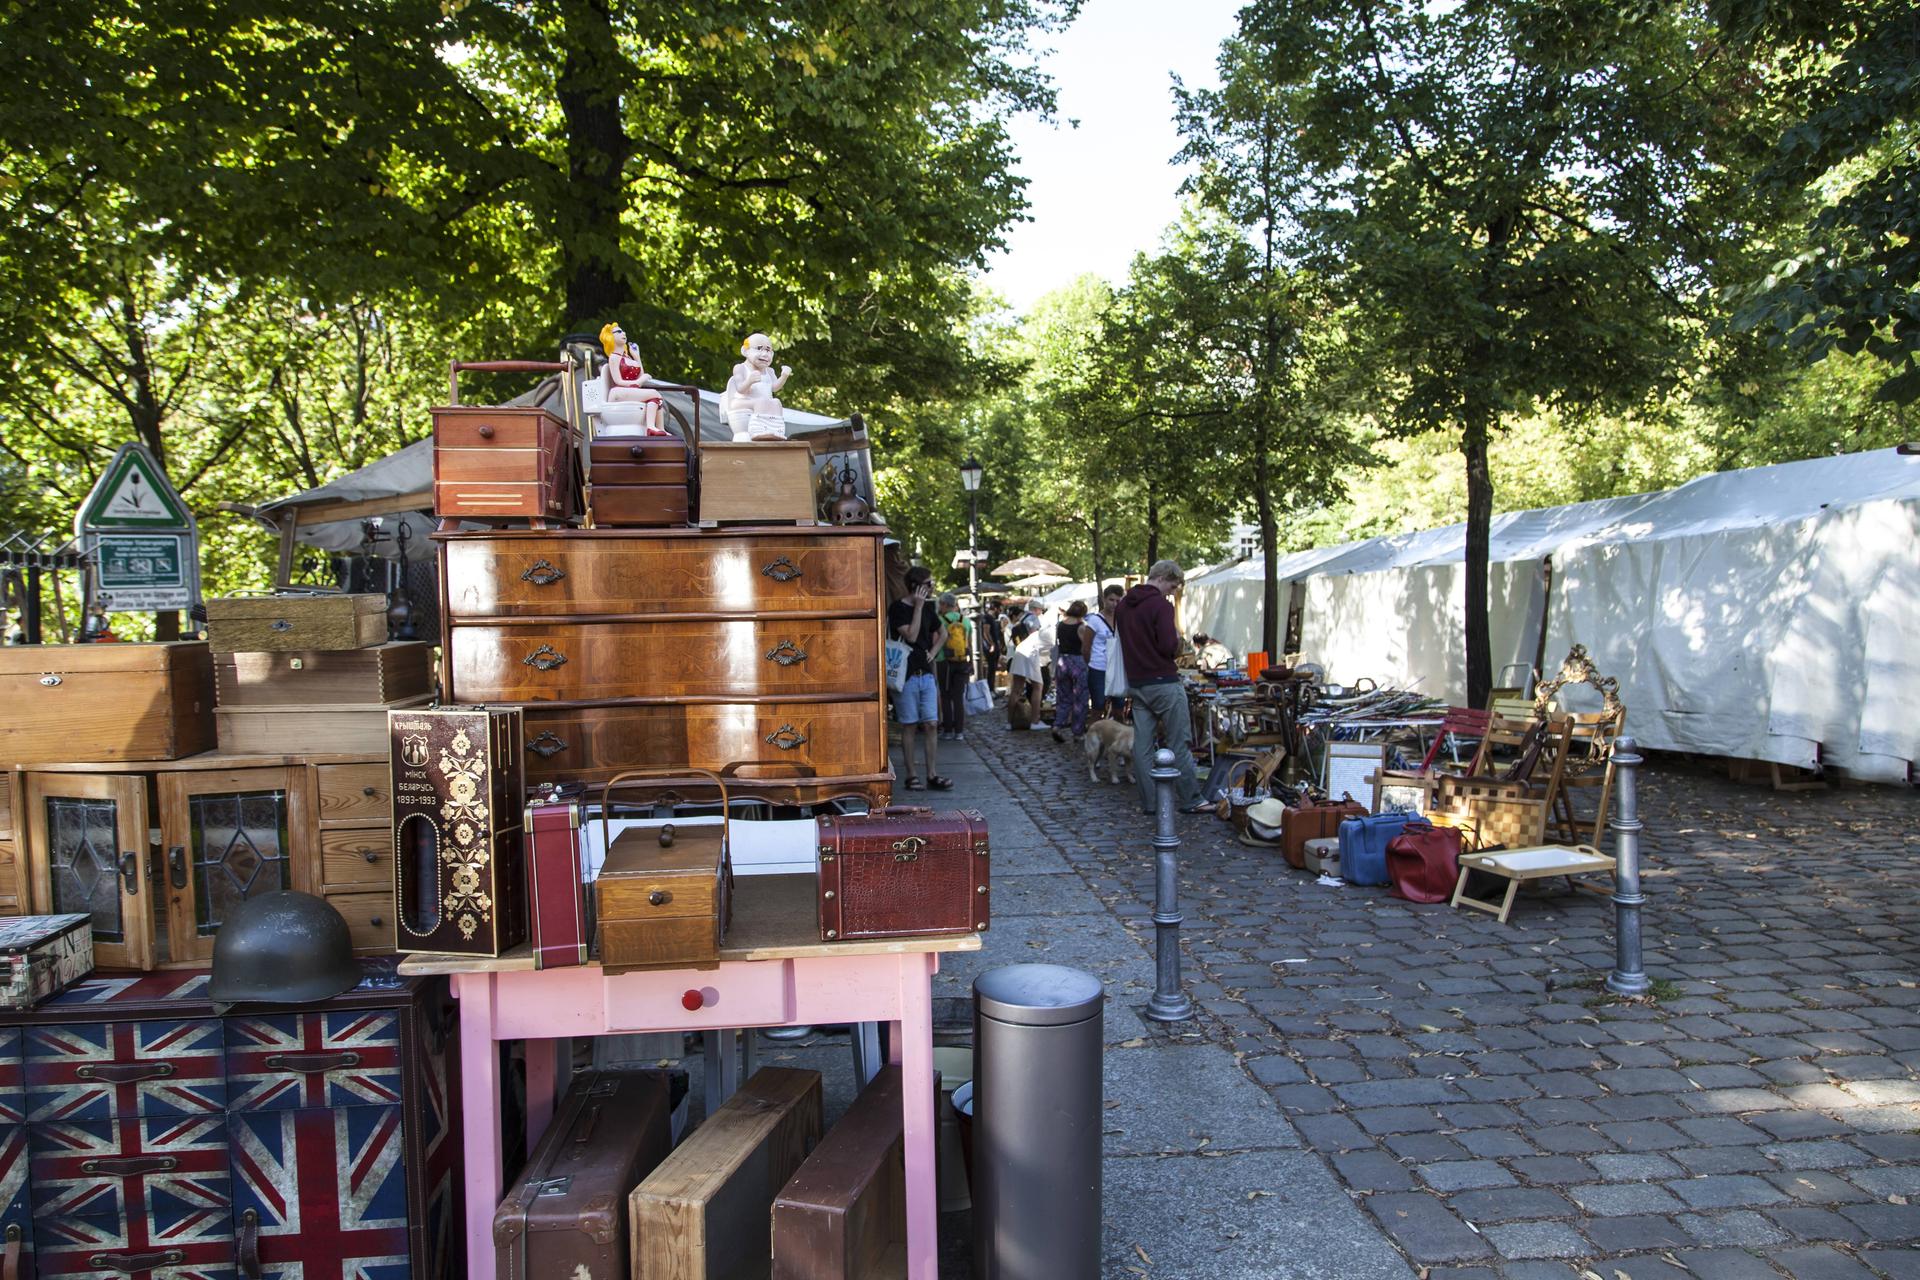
[{"xmin": 92, "ymin": 532, "xmax": 193, "ymax": 610}]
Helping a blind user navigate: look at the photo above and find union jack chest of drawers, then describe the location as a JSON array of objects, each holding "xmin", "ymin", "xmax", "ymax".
[{"xmin": 0, "ymin": 962, "xmax": 459, "ymax": 1278}]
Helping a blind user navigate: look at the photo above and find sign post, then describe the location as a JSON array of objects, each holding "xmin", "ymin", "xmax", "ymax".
[{"xmin": 74, "ymin": 443, "xmax": 201, "ymax": 616}]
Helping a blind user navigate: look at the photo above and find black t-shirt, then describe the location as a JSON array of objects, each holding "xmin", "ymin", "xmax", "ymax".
[
  {"xmin": 1056, "ymin": 620, "xmax": 1084, "ymax": 658},
  {"xmin": 889, "ymin": 596, "xmax": 941, "ymax": 676}
]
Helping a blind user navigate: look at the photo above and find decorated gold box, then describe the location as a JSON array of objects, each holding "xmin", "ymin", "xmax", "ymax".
[{"xmin": 388, "ymin": 705, "xmax": 527, "ymax": 956}]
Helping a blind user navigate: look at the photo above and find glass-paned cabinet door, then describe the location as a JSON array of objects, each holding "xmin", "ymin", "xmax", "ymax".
[
  {"xmin": 159, "ymin": 768, "xmax": 302, "ymax": 965},
  {"xmin": 24, "ymin": 773, "xmax": 156, "ymax": 970}
]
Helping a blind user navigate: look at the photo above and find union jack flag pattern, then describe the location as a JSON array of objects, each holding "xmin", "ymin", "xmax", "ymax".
[
  {"xmin": 224, "ymin": 1012, "xmax": 403, "ymax": 1112},
  {"xmin": 29, "ymin": 1113, "xmax": 231, "ymax": 1223},
  {"xmin": 229, "ymin": 1105, "xmax": 409, "ymax": 1280},
  {"xmin": 0, "ymin": 1027, "xmax": 22, "ymax": 1124},
  {"xmin": 0, "ymin": 1123, "xmax": 29, "ymax": 1256},
  {"xmin": 26, "ymin": 1019, "xmax": 227, "ymax": 1121}
]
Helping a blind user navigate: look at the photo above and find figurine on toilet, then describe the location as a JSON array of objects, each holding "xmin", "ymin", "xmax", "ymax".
[
  {"xmin": 721, "ymin": 332, "xmax": 792, "ymax": 441},
  {"xmin": 596, "ymin": 322, "xmax": 669, "ymax": 436}
]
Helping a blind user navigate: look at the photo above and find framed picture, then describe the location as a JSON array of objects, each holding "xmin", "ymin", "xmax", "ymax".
[{"xmin": 1323, "ymin": 741, "xmax": 1388, "ymax": 813}]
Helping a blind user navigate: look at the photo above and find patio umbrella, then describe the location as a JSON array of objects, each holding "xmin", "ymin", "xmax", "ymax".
[
  {"xmin": 992, "ymin": 555, "xmax": 1071, "ymax": 578},
  {"xmin": 1005, "ymin": 572, "xmax": 1070, "ymax": 589}
]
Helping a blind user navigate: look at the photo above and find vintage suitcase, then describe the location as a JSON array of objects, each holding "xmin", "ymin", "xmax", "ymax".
[
  {"xmin": 218, "ymin": 693, "xmax": 433, "ymax": 753},
  {"xmin": 205, "ymin": 591, "xmax": 388, "ymax": 654},
  {"xmin": 1301, "ymin": 835, "xmax": 1342, "ymax": 878},
  {"xmin": 526, "ymin": 786, "xmax": 590, "ymax": 970},
  {"xmin": 772, "ymin": 1065, "xmax": 909, "ymax": 1280},
  {"xmin": 589, "ymin": 434, "xmax": 695, "ymax": 526},
  {"xmin": 390, "ymin": 705, "xmax": 528, "ymax": 956},
  {"xmin": 1281, "ymin": 796, "xmax": 1368, "ymax": 870},
  {"xmin": 213, "ymin": 640, "xmax": 433, "ymax": 705},
  {"xmin": 0, "ymin": 914, "xmax": 92, "ymax": 1009},
  {"xmin": 815, "ymin": 807, "xmax": 990, "ymax": 941},
  {"xmin": 594, "ymin": 770, "xmax": 733, "ymax": 973},
  {"xmin": 494, "ymin": 1069, "xmax": 673, "ymax": 1280},
  {"xmin": 433, "ymin": 358, "xmax": 582, "ymax": 527},
  {"xmin": 0, "ymin": 641, "xmax": 215, "ymax": 763},
  {"xmin": 698, "ymin": 440, "xmax": 819, "ymax": 526},
  {"xmin": 631, "ymin": 1066, "xmax": 823, "ymax": 1280}
]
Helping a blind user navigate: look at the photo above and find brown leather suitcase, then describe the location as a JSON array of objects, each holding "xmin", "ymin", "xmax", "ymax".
[
  {"xmin": 1281, "ymin": 796, "xmax": 1368, "ymax": 870},
  {"xmin": 772, "ymin": 1065, "xmax": 910, "ymax": 1279},
  {"xmin": 493, "ymin": 1069, "xmax": 673, "ymax": 1280},
  {"xmin": 589, "ymin": 435, "xmax": 694, "ymax": 527},
  {"xmin": 814, "ymin": 807, "xmax": 990, "ymax": 941}
]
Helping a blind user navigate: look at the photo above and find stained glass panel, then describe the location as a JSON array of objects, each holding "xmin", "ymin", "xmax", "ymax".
[
  {"xmin": 188, "ymin": 789, "xmax": 291, "ymax": 936},
  {"xmin": 44, "ymin": 797, "xmax": 124, "ymax": 943}
]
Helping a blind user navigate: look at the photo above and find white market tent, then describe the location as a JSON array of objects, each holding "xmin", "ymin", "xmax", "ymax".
[{"xmin": 1179, "ymin": 447, "xmax": 1920, "ymax": 782}]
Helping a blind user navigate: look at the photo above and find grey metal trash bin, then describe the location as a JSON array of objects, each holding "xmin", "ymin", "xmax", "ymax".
[{"xmin": 972, "ymin": 964, "xmax": 1104, "ymax": 1280}]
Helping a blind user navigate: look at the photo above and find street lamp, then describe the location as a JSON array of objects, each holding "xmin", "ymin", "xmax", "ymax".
[{"xmin": 960, "ymin": 456, "xmax": 984, "ymax": 677}]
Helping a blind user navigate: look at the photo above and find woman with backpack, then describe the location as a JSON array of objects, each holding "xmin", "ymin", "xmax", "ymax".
[{"xmin": 936, "ymin": 592, "xmax": 971, "ymax": 741}]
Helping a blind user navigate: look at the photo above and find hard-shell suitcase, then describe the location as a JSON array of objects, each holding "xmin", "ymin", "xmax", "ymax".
[
  {"xmin": 772, "ymin": 1065, "xmax": 911, "ymax": 1279},
  {"xmin": 1281, "ymin": 796, "xmax": 1367, "ymax": 870},
  {"xmin": 1337, "ymin": 811, "xmax": 1418, "ymax": 887},
  {"xmin": 526, "ymin": 786, "xmax": 590, "ymax": 969},
  {"xmin": 815, "ymin": 807, "xmax": 991, "ymax": 941},
  {"xmin": 493, "ymin": 1069, "xmax": 673, "ymax": 1280}
]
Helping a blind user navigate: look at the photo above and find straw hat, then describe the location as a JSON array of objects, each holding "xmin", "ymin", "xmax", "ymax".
[{"xmin": 1245, "ymin": 798, "xmax": 1289, "ymax": 841}]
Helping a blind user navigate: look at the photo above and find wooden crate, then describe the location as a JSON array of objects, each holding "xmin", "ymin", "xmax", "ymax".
[
  {"xmin": 205, "ymin": 593, "xmax": 387, "ymax": 654},
  {"xmin": 0, "ymin": 642, "xmax": 215, "ymax": 764},
  {"xmin": 214, "ymin": 641, "xmax": 433, "ymax": 706},
  {"xmin": 632, "ymin": 1067, "xmax": 823, "ymax": 1280},
  {"xmin": 216, "ymin": 695, "xmax": 431, "ymax": 754},
  {"xmin": 698, "ymin": 441, "xmax": 817, "ymax": 526}
]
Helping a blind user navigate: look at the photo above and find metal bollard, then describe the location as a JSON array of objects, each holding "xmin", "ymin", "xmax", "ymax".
[
  {"xmin": 972, "ymin": 965, "xmax": 1103, "ymax": 1280},
  {"xmin": 1145, "ymin": 747, "xmax": 1194, "ymax": 1023},
  {"xmin": 1606, "ymin": 735, "xmax": 1650, "ymax": 996}
]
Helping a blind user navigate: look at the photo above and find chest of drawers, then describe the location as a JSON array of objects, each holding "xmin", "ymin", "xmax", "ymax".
[{"xmin": 437, "ymin": 527, "xmax": 892, "ymax": 806}]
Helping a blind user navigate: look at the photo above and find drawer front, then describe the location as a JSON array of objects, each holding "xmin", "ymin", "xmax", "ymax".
[
  {"xmin": 0, "ymin": 1027, "xmax": 21, "ymax": 1124},
  {"xmin": 315, "ymin": 763, "xmax": 389, "ymax": 823},
  {"xmin": 598, "ymin": 914, "xmax": 720, "ymax": 974},
  {"xmin": 435, "ymin": 408, "xmax": 564, "ymax": 451},
  {"xmin": 591, "ymin": 458, "xmax": 686, "ymax": 484},
  {"xmin": 442, "ymin": 534, "xmax": 879, "ymax": 618},
  {"xmin": 590, "ymin": 483, "xmax": 689, "ymax": 527},
  {"xmin": 589, "ymin": 438, "xmax": 685, "ymax": 466},
  {"xmin": 224, "ymin": 1011, "xmax": 402, "ymax": 1113},
  {"xmin": 319, "ymin": 827, "xmax": 391, "ymax": 889},
  {"xmin": 434, "ymin": 479, "xmax": 562, "ymax": 520},
  {"xmin": 449, "ymin": 618, "xmax": 878, "ymax": 702},
  {"xmin": 325, "ymin": 892, "xmax": 397, "ymax": 954},
  {"xmin": 598, "ymin": 871, "xmax": 720, "ymax": 925},
  {"xmin": 0, "ymin": 1123, "xmax": 29, "ymax": 1249},
  {"xmin": 604, "ymin": 959, "xmax": 792, "ymax": 1029},
  {"xmin": 26, "ymin": 1021, "xmax": 226, "ymax": 1122},
  {"xmin": 35, "ymin": 1207, "xmax": 234, "ymax": 1278},
  {"xmin": 229, "ymin": 1105, "xmax": 411, "ymax": 1276},
  {"xmin": 521, "ymin": 701, "xmax": 884, "ymax": 786},
  {"xmin": 28, "ymin": 1113, "xmax": 232, "ymax": 1221}
]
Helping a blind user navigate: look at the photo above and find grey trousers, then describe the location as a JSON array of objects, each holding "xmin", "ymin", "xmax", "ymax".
[{"xmin": 1131, "ymin": 680, "xmax": 1201, "ymax": 813}]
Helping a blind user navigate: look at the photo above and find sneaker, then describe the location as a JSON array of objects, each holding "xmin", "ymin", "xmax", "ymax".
[{"xmin": 954, "ymin": 732, "xmax": 966, "ymax": 742}]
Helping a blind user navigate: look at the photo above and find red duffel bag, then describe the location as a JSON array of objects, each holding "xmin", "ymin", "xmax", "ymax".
[{"xmin": 1385, "ymin": 819, "xmax": 1465, "ymax": 903}]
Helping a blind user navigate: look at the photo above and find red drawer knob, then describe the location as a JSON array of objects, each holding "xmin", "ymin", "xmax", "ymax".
[{"xmin": 682, "ymin": 990, "xmax": 704, "ymax": 1011}]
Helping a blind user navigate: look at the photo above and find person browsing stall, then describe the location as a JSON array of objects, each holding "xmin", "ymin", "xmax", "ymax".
[
  {"xmin": 889, "ymin": 566, "xmax": 952, "ymax": 790},
  {"xmin": 1087, "ymin": 585, "xmax": 1122, "ymax": 719},
  {"xmin": 1051, "ymin": 601, "xmax": 1091, "ymax": 742},
  {"xmin": 1116, "ymin": 560, "xmax": 1206, "ymax": 815}
]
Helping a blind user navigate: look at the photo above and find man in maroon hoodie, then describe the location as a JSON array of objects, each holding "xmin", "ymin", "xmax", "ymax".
[{"xmin": 1116, "ymin": 560, "xmax": 1205, "ymax": 816}]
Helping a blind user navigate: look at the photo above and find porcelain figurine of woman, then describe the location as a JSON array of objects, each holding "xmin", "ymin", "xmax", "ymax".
[
  {"xmin": 598, "ymin": 322, "xmax": 668, "ymax": 436},
  {"xmin": 721, "ymin": 332, "xmax": 792, "ymax": 441}
]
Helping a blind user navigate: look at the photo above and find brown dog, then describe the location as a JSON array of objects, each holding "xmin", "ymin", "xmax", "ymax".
[{"xmin": 1084, "ymin": 718, "xmax": 1136, "ymax": 784}]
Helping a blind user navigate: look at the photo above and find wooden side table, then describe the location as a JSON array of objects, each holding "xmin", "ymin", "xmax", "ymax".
[{"xmin": 1450, "ymin": 844, "xmax": 1615, "ymax": 923}]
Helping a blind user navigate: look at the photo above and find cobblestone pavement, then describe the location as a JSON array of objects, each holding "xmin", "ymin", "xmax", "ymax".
[{"xmin": 969, "ymin": 717, "xmax": 1920, "ymax": 1280}]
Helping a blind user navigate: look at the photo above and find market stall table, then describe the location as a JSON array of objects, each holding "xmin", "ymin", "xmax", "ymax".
[{"xmin": 399, "ymin": 872, "xmax": 979, "ymax": 1280}]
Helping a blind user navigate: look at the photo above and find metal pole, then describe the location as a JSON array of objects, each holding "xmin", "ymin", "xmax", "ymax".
[
  {"xmin": 1145, "ymin": 747, "xmax": 1194, "ymax": 1022},
  {"xmin": 1606, "ymin": 735, "xmax": 1649, "ymax": 996},
  {"xmin": 967, "ymin": 490, "xmax": 981, "ymax": 680}
]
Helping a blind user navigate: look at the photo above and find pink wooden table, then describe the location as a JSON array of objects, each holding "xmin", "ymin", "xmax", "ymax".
[{"xmin": 400, "ymin": 874, "xmax": 980, "ymax": 1280}]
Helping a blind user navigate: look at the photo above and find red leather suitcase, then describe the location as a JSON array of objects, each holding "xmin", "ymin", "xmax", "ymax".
[
  {"xmin": 526, "ymin": 787, "xmax": 590, "ymax": 969},
  {"xmin": 1280, "ymin": 796, "xmax": 1368, "ymax": 870},
  {"xmin": 815, "ymin": 807, "xmax": 989, "ymax": 941}
]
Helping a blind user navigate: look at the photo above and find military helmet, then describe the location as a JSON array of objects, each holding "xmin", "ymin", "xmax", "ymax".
[{"xmin": 209, "ymin": 890, "xmax": 362, "ymax": 1009}]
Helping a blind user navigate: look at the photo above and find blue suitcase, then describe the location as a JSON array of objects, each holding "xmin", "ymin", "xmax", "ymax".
[{"xmin": 1338, "ymin": 812, "xmax": 1418, "ymax": 886}]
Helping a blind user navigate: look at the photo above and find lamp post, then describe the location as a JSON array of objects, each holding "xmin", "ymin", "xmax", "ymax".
[{"xmin": 960, "ymin": 456, "xmax": 984, "ymax": 677}]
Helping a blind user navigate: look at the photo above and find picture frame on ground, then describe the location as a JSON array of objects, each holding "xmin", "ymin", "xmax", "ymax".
[{"xmin": 1324, "ymin": 741, "xmax": 1387, "ymax": 813}]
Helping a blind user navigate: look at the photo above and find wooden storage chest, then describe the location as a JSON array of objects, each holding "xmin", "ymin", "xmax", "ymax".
[
  {"xmin": 0, "ymin": 641, "xmax": 215, "ymax": 763},
  {"xmin": 205, "ymin": 592, "xmax": 387, "ymax": 654},
  {"xmin": 699, "ymin": 440, "xmax": 818, "ymax": 525},
  {"xmin": 595, "ymin": 820, "xmax": 731, "ymax": 973},
  {"xmin": 213, "ymin": 640, "xmax": 433, "ymax": 705},
  {"xmin": 433, "ymin": 404, "xmax": 581, "ymax": 527},
  {"xmin": 589, "ymin": 434, "xmax": 694, "ymax": 526},
  {"xmin": 216, "ymin": 694, "xmax": 432, "ymax": 754}
]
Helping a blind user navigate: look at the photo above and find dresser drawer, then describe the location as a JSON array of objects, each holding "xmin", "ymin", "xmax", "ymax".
[
  {"xmin": 224, "ymin": 1010, "xmax": 403, "ymax": 1112},
  {"xmin": 448, "ymin": 618, "xmax": 879, "ymax": 702},
  {"xmin": 318, "ymin": 826, "xmax": 391, "ymax": 889},
  {"xmin": 326, "ymin": 891, "xmax": 396, "ymax": 954},
  {"xmin": 520, "ymin": 701, "xmax": 886, "ymax": 787},
  {"xmin": 315, "ymin": 763, "xmax": 389, "ymax": 823},
  {"xmin": 25, "ymin": 1020, "xmax": 227, "ymax": 1121},
  {"xmin": 28, "ymin": 1113, "xmax": 232, "ymax": 1218},
  {"xmin": 441, "ymin": 532, "xmax": 880, "ymax": 619}
]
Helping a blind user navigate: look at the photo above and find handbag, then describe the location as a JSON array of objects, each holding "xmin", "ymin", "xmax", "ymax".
[
  {"xmin": 1385, "ymin": 820, "xmax": 1465, "ymax": 903},
  {"xmin": 1105, "ymin": 636, "xmax": 1129, "ymax": 699},
  {"xmin": 965, "ymin": 678, "xmax": 994, "ymax": 714},
  {"xmin": 883, "ymin": 639, "xmax": 910, "ymax": 693}
]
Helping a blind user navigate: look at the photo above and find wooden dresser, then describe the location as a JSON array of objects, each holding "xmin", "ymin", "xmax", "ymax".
[{"xmin": 436, "ymin": 526, "xmax": 892, "ymax": 806}]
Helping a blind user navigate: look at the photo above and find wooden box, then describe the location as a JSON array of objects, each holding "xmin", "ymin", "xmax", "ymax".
[
  {"xmin": 433, "ymin": 404, "xmax": 581, "ymax": 526},
  {"xmin": 590, "ymin": 435, "xmax": 693, "ymax": 527},
  {"xmin": 390, "ymin": 705, "xmax": 528, "ymax": 956},
  {"xmin": 205, "ymin": 592, "xmax": 387, "ymax": 654},
  {"xmin": 772, "ymin": 1065, "xmax": 908, "ymax": 1279},
  {"xmin": 216, "ymin": 694, "xmax": 432, "ymax": 754},
  {"xmin": 596, "ymin": 822, "xmax": 731, "ymax": 973},
  {"xmin": 0, "ymin": 641, "xmax": 215, "ymax": 763},
  {"xmin": 631, "ymin": 1067, "xmax": 823, "ymax": 1280},
  {"xmin": 699, "ymin": 441, "xmax": 818, "ymax": 526},
  {"xmin": 214, "ymin": 641, "xmax": 433, "ymax": 705}
]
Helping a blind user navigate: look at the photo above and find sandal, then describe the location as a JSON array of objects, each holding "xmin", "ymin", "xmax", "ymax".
[
  {"xmin": 927, "ymin": 776, "xmax": 954, "ymax": 791},
  {"xmin": 904, "ymin": 776, "xmax": 923, "ymax": 789}
]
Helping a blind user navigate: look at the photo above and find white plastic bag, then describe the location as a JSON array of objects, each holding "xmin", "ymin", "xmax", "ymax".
[
  {"xmin": 884, "ymin": 639, "xmax": 910, "ymax": 693},
  {"xmin": 1105, "ymin": 637, "xmax": 1129, "ymax": 699},
  {"xmin": 965, "ymin": 678, "xmax": 993, "ymax": 714}
]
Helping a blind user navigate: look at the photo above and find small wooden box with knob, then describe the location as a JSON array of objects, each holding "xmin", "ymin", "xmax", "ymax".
[
  {"xmin": 586, "ymin": 434, "xmax": 694, "ymax": 526},
  {"xmin": 431, "ymin": 358, "xmax": 583, "ymax": 529},
  {"xmin": 593, "ymin": 770, "xmax": 734, "ymax": 973}
]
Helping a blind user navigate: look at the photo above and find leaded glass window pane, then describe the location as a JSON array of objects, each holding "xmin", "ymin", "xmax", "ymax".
[
  {"xmin": 45, "ymin": 797, "xmax": 124, "ymax": 943},
  {"xmin": 188, "ymin": 789, "xmax": 291, "ymax": 936}
]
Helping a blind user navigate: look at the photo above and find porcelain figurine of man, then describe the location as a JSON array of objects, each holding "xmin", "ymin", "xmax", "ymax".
[
  {"xmin": 598, "ymin": 322, "xmax": 668, "ymax": 436},
  {"xmin": 722, "ymin": 332, "xmax": 792, "ymax": 441}
]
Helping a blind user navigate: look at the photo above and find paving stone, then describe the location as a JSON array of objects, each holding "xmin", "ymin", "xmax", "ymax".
[
  {"xmin": 1446, "ymin": 1187, "xmax": 1573, "ymax": 1224},
  {"xmin": 1507, "ymin": 1156, "xmax": 1596, "ymax": 1186},
  {"xmin": 1366, "ymin": 1192, "xmax": 1494, "ymax": 1263},
  {"xmin": 1767, "ymin": 1246, "xmax": 1878, "ymax": 1280},
  {"xmin": 1483, "ymin": 1220, "xmax": 1588, "ymax": 1259},
  {"xmin": 1750, "ymin": 1111, "xmax": 1851, "ymax": 1141},
  {"xmin": 1850, "ymin": 1166, "xmax": 1920, "ymax": 1198},
  {"xmin": 1333, "ymin": 1149, "xmax": 1417, "ymax": 1192},
  {"xmin": 1678, "ymin": 1209, "xmax": 1790, "ymax": 1247},
  {"xmin": 1671, "ymin": 1174, "xmax": 1794, "ymax": 1210},
  {"xmin": 1676, "ymin": 1117, "xmax": 1770, "ymax": 1146},
  {"xmin": 1763, "ymin": 1168, "xmax": 1874, "ymax": 1203},
  {"xmin": 1672, "ymin": 1145, "xmax": 1781, "ymax": 1175},
  {"xmin": 1246, "ymin": 1054, "xmax": 1309, "ymax": 1086},
  {"xmin": 1458, "ymin": 1130, "xmax": 1536, "ymax": 1159},
  {"xmin": 1582, "ymin": 1215, "xmax": 1693, "ymax": 1252},
  {"xmin": 1591, "ymin": 1152, "xmax": 1687, "ymax": 1181},
  {"xmin": 1498, "ymin": 1264, "xmax": 1581, "ymax": 1280},
  {"xmin": 1532, "ymin": 1125, "xmax": 1617, "ymax": 1155},
  {"xmin": 1337, "ymin": 1078, "xmax": 1465, "ymax": 1108},
  {"xmin": 1759, "ymin": 1140, "xmax": 1872, "ymax": 1169},
  {"xmin": 1572, "ymin": 1181, "xmax": 1688, "ymax": 1216},
  {"xmin": 1602, "ymin": 1121, "xmax": 1691, "ymax": 1151},
  {"xmin": 1356, "ymin": 1106, "xmax": 1451, "ymax": 1135},
  {"xmin": 1387, "ymin": 1133, "xmax": 1473, "ymax": 1163},
  {"xmin": 1420, "ymin": 1161, "xmax": 1518, "ymax": 1192},
  {"xmin": 1860, "ymin": 1248, "xmax": 1920, "ymax": 1280},
  {"xmin": 1293, "ymin": 1112, "xmax": 1371, "ymax": 1152},
  {"xmin": 1668, "ymin": 1248, "xmax": 1789, "ymax": 1280},
  {"xmin": 1765, "ymin": 1206, "xmax": 1868, "ymax": 1243}
]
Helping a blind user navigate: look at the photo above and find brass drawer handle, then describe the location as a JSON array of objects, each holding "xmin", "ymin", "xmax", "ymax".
[
  {"xmin": 765, "ymin": 640, "xmax": 807, "ymax": 667},
  {"xmin": 523, "ymin": 644, "xmax": 568, "ymax": 671},
  {"xmin": 528, "ymin": 732, "xmax": 569, "ymax": 759},
  {"xmin": 761, "ymin": 557, "xmax": 802, "ymax": 583},
  {"xmin": 521, "ymin": 559, "xmax": 566, "ymax": 586},
  {"xmin": 765, "ymin": 724, "xmax": 807, "ymax": 751}
]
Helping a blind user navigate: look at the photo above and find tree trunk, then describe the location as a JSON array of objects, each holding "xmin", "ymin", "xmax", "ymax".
[
  {"xmin": 1255, "ymin": 443, "xmax": 1278, "ymax": 658},
  {"xmin": 556, "ymin": 0, "xmax": 633, "ymax": 330},
  {"xmin": 1090, "ymin": 509, "xmax": 1105, "ymax": 587},
  {"xmin": 1462, "ymin": 413, "xmax": 1494, "ymax": 709},
  {"xmin": 1145, "ymin": 485, "xmax": 1161, "ymax": 567}
]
